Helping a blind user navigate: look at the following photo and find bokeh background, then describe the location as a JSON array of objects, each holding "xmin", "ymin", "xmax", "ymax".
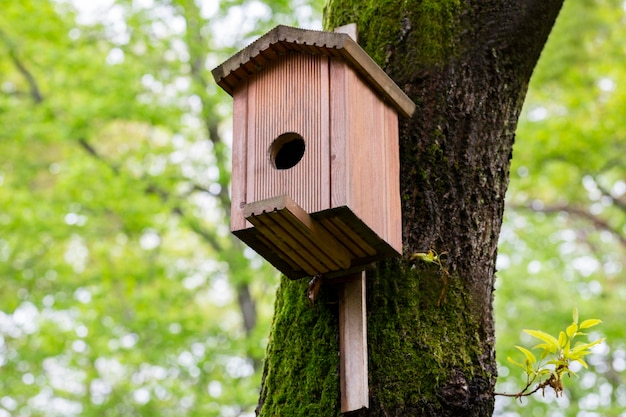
[{"xmin": 0, "ymin": 1, "xmax": 624, "ymax": 416}]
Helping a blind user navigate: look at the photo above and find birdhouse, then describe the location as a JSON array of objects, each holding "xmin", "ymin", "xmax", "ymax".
[{"xmin": 212, "ymin": 25, "xmax": 415, "ymax": 280}]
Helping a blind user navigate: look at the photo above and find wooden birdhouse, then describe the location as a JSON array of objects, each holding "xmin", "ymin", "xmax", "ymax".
[{"xmin": 212, "ymin": 25, "xmax": 415, "ymax": 280}]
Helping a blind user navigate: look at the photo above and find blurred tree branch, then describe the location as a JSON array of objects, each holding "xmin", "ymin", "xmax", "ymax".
[
  {"xmin": 0, "ymin": 27, "xmax": 43, "ymax": 104},
  {"xmin": 511, "ymin": 203, "xmax": 626, "ymax": 248}
]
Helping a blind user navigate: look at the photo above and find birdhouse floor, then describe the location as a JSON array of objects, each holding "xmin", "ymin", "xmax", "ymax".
[{"xmin": 235, "ymin": 195, "xmax": 399, "ymax": 280}]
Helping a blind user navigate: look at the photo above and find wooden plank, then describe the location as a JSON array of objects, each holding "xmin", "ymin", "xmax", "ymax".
[
  {"xmin": 330, "ymin": 58, "xmax": 348, "ymax": 209},
  {"xmin": 313, "ymin": 206, "xmax": 401, "ymax": 258},
  {"xmin": 235, "ymin": 204, "xmax": 402, "ymax": 279},
  {"xmin": 345, "ymin": 67, "xmax": 381, "ymax": 241},
  {"xmin": 384, "ymin": 104, "xmax": 402, "ymax": 253},
  {"xmin": 244, "ymin": 53, "xmax": 330, "ymax": 215},
  {"xmin": 251, "ymin": 210, "xmax": 325, "ymax": 274},
  {"xmin": 244, "ymin": 74, "xmax": 258, "ymax": 231},
  {"xmin": 339, "ymin": 272, "xmax": 369, "ymax": 412},
  {"xmin": 247, "ymin": 212, "xmax": 321, "ymax": 276},
  {"xmin": 232, "ymin": 227, "xmax": 306, "ymax": 279},
  {"xmin": 253, "ymin": 231, "xmax": 301, "ymax": 271},
  {"xmin": 318, "ymin": 217, "xmax": 367, "ymax": 258},
  {"xmin": 329, "ymin": 216, "xmax": 377, "ymax": 257},
  {"xmin": 340, "ymin": 39, "xmax": 415, "ymax": 117},
  {"xmin": 230, "ymin": 83, "xmax": 249, "ymax": 232},
  {"xmin": 319, "ymin": 55, "xmax": 331, "ymax": 210},
  {"xmin": 341, "ymin": 65, "xmax": 401, "ymax": 251},
  {"xmin": 264, "ymin": 210, "xmax": 339, "ymax": 272},
  {"xmin": 244, "ymin": 196, "xmax": 352, "ymax": 272},
  {"xmin": 278, "ymin": 210, "xmax": 348, "ymax": 271},
  {"xmin": 247, "ymin": 196, "xmax": 351, "ymax": 268}
]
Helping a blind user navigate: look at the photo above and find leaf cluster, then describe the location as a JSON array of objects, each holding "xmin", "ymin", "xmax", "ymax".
[{"xmin": 501, "ymin": 308, "xmax": 604, "ymax": 400}]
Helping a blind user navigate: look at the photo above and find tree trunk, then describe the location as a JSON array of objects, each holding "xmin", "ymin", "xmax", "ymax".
[{"xmin": 257, "ymin": 1, "xmax": 564, "ymax": 415}]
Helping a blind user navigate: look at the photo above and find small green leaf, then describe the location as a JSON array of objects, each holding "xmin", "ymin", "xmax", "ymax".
[
  {"xmin": 570, "ymin": 338, "xmax": 605, "ymax": 355},
  {"xmin": 558, "ymin": 331, "xmax": 566, "ymax": 347},
  {"xmin": 575, "ymin": 358, "xmax": 589, "ymax": 368},
  {"xmin": 507, "ymin": 356, "xmax": 526, "ymax": 370},
  {"xmin": 566, "ymin": 323, "xmax": 578, "ymax": 339},
  {"xmin": 547, "ymin": 359, "xmax": 568, "ymax": 367},
  {"xmin": 579, "ymin": 319, "xmax": 602, "ymax": 330},
  {"xmin": 567, "ymin": 350, "xmax": 585, "ymax": 361},
  {"xmin": 410, "ymin": 251, "xmax": 435, "ymax": 263},
  {"xmin": 524, "ymin": 329, "xmax": 560, "ymax": 350},
  {"xmin": 515, "ymin": 345, "xmax": 537, "ymax": 365},
  {"xmin": 533, "ymin": 342, "xmax": 558, "ymax": 354}
]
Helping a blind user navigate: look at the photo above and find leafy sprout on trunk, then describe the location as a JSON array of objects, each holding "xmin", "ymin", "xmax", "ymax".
[{"xmin": 496, "ymin": 307, "xmax": 604, "ymax": 400}]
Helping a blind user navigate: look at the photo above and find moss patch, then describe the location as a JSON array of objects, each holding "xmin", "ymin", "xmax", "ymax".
[
  {"xmin": 324, "ymin": 0, "xmax": 402, "ymax": 66},
  {"xmin": 324, "ymin": 0, "xmax": 462, "ymax": 69},
  {"xmin": 258, "ymin": 263, "xmax": 489, "ymax": 415},
  {"xmin": 257, "ymin": 277, "xmax": 341, "ymax": 417},
  {"xmin": 408, "ymin": 0, "xmax": 462, "ymax": 66},
  {"xmin": 367, "ymin": 259, "xmax": 484, "ymax": 412}
]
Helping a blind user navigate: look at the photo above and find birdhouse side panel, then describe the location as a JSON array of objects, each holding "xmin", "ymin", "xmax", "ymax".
[
  {"xmin": 346, "ymin": 72, "xmax": 389, "ymax": 246},
  {"xmin": 330, "ymin": 63, "xmax": 402, "ymax": 254},
  {"xmin": 383, "ymin": 103, "xmax": 402, "ymax": 253},
  {"xmin": 245, "ymin": 53, "xmax": 331, "ymax": 217}
]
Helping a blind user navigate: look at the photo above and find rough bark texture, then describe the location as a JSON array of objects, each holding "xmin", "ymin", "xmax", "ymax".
[{"xmin": 257, "ymin": 0, "xmax": 564, "ymax": 416}]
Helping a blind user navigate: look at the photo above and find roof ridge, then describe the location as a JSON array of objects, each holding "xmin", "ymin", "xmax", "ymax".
[{"xmin": 212, "ymin": 25, "xmax": 415, "ymax": 118}]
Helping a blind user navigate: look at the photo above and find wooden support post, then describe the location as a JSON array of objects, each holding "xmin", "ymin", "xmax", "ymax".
[{"xmin": 339, "ymin": 271, "xmax": 369, "ymax": 412}]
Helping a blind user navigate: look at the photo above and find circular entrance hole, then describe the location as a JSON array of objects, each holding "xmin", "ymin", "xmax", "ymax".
[{"xmin": 269, "ymin": 132, "xmax": 306, "ymax": 170}]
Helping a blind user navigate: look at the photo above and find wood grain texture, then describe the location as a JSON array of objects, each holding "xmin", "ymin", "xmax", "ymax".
[
  {"xmin": 237, "ymin": 197, "xmax": 399, "ymax": 279},
  {"xmin": 339, "ymin": 272, "xmax": 369, "ymax": 412},
  {"xmin": 333, "ymin": 63, "xmax": 402, "ymax": 254},
  {"xmin": 384, "ymin": 103, "xmax": 402, "ymax": 253},
  {"xmin": 329, "ymin": 58, "xmax": 348, "ymax": 209},
  {"xmin": 247, "ymin": 53, "xmax": 330, "ymax": 214},
  {"xmin": 230, "ymin": 84, "xmax": 248, "ymax": 231},
  {"xmin": 245, "ymin": 195, "xmax": 351, "ymax": 272}
]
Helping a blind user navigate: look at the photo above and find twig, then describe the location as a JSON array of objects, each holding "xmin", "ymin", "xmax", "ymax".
[
  {"xmin": 0, "ymin": 27, "xmax": 44, "ymax": 103},
  {"xmin": 494, "ymin": 374, "xmax": 562, "ymax": 400}
]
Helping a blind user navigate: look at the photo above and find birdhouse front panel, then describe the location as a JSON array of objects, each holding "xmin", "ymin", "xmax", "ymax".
[{"xmin": 238, "ymin": 53, "xmax": 331, "ymax": 227}]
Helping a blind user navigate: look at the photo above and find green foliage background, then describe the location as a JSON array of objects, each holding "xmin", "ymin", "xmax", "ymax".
[
  {"xmin": 494, "ymin": 0, "xmax": 626, "ymax": 415},
  {"xmin": 0, "ymin": 1, "xmax": 623, "ymax": 416}
]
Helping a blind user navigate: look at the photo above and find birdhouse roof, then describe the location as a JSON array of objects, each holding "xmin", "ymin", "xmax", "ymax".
[{"xmin": 211, "ymin": 25, "xmax": 415, "ymax": 118}]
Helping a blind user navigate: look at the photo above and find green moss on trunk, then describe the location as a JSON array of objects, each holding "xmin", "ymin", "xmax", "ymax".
[
  {"xmin": 367, "ymin": 260, "xmax": 489, "ymax": 414},
  {"xmin": 258, "ymin": 261, "xmax": 489, "ymax": 416},
  {"xmin": 323, "ymin": 0, "xmax": 462, "ymax": 68},
  {"xmin": 257, "ymin": 277, "xmax": 340, "ymax": 416}
]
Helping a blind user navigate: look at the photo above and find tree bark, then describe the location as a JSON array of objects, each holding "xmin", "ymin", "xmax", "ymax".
[{"xmin": 257, "ymin": 1, "xmax": 564, "ymax": 415}]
